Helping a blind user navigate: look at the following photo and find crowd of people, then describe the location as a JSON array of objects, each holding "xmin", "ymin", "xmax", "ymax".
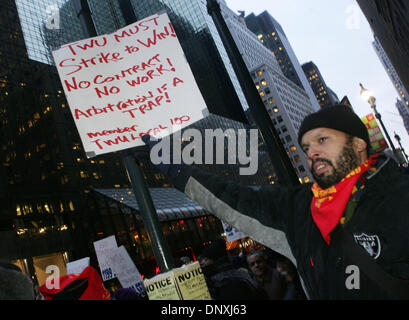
[
  {"xmin": 197, "ymin": 239, "xmax": 306, "ymax": 300},
  {"xmin": 0, "ymin": 239, "xmax": 306, "ymax": 300}
]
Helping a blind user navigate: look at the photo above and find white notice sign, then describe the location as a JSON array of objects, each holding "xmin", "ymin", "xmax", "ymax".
[{"xmin": 52, "ymin": 12, "xmax": 208, "ymax": 158}]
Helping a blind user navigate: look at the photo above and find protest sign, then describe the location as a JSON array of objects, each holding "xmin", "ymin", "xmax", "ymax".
[
  {"xmin": 52, "ymin": 12, "xmax": 208, "ymax": 158},
  {"xmin": 361, "ymin": 113, "xmax": 388, "ymax": 153},
  {"xmin": 173, "ymin": 262, "xmax": 211, "ymax": 300},
  {"xmin": 144, "ymin": 270, "xmax": 181, "ymax": 300},
  {"xmin": 222, "ymin": 221, "xmax": 247, "ymax": 242},
  {"xmin": 107, "ymin": 246, "xmax": 146, "ymax": 297},
  {"xmin": 144, "ymin": 262, "xmax": 211, "ymax": 300},
  {"xmin": 93, "ymin": 235, "xmax": 118, "ymax": 281},
  {"xmin": 66, "ymin": 257, "xmax": 90, "ymax": 275}
]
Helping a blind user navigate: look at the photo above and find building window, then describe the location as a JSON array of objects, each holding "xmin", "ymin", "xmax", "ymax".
[
  {"xmin": 290, "ymin": 145, "xmax": 296, "ymax": 152},
  {"xmin": 257, "ymin": 70, "xmax": 263, "ymax": 77}
]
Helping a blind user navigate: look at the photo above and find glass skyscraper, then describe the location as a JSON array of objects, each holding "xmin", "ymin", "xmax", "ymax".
[{"xmin": 0, "ymin": 0, "xmax": 277, "ymax": 282}]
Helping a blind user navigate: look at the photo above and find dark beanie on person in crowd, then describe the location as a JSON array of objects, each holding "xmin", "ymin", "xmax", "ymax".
[{"xmin": 298, "ymin": 104, "xmax": 371, "ymax": 151}]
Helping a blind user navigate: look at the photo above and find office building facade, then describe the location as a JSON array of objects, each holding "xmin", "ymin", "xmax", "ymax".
[
  {"xmin": 357, "ymin": 0, "xmax": 409, "ymax": 95},
  {"xmin": 244, "ymin": 10, "xmax": 321, "ymax": 112},
  {"xmin": 251, "ymin": 64, "xmax": 314, "ymax": 183},
  {"xmin": 373, "ymin": 36, "xmax": 409, "ymax": 108},
  {"xmin": 302, "ymin": 61, "xmax": 340, "ymax": 108},
  {"xmin": 1, "ymin": 0, "xmax": 279, "ymax": 283},
  {"xmin": 217, "ymin": 3, "xmax": 315, "ymax": 182},
  {"xmin": 396, "ymin": 99, "xmax": 409, "ymax": 137}
]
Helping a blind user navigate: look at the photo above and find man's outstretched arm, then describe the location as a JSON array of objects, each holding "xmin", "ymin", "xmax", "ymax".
[{"xmin": 141, "ymin": 135, "xmax": 306, "ymax": 263}]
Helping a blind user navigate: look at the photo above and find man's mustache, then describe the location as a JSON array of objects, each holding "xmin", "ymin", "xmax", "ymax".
[{"xmin": 311, "ymin": 158, "xmax": 334, "ymax": 173}]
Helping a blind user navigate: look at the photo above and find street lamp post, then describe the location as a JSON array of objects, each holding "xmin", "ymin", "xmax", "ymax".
[
  {"xmin": 359, "ymin": 83, "xmax": 400, "ymax": 161},
  {"xmin": 394, "ymin": 132, "xmax": 409, "ymax": 163}
]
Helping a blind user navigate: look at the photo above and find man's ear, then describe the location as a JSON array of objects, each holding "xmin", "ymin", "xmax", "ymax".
[{"xmin": 352, "ymin": 137, "xmax": 368, "ymax": 154}]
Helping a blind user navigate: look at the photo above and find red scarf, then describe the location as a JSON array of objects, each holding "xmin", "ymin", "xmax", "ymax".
[{"xmin": 310, "ymin": 155, "xmax": 378, "ymax": 245}]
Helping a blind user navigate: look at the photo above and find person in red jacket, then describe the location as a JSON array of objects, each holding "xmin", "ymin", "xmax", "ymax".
[{"xmin": 39, "ymin": 266, "xmax": 111, "ymax": 300}]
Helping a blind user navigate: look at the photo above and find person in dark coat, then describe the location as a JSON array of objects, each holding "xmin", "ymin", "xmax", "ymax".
[
  {"xmin": 276, "ymin": 256, "xmax": 306, "ymax": 300},
  {"xmin": 198, "ymin": 239, "xmax": 268, "ymax": 300},
  {"xmin": 0, "ymin": 261, "xmax": 35, "ymax": 300},
  {"xmin": 141, "ymin": 104, "xmax": 409, "ymax": 299},
  {"xmin": 246, "ymin": 250, "xmax": 286, "ymax": 300}
]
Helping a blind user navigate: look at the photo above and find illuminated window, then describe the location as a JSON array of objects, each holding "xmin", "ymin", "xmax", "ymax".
[
  {"xmin": 290, "ymin": 145, "xmax": 297, "ymax": 152},
  {"xmin": 303, "ymin": 176, "xmax": 311, "ymax": 183},
  {"xmin": 257, "ymin": 70, "xmax": 263, "ymax": 77},
  {"xmin": 269, "ymin": 97, "xmax": 275, "ymax": 104},
  {"xmin": 261, "ymin": 79, "xmax": 267, "ymax": 86},
  {"xmin": 61, "ymin": 175, "xmax": 69, "ymax": 184},
  {"xmin": 259, "ymin": 91, "xmax": 265, "ymax": 97},
  {"xmin": 44, "ymin": 203, "xmax": 51, "ymax": 213}
]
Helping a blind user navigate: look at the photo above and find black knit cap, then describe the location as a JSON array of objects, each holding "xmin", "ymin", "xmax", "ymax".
[{"xmin": 298, "ymin": 104, "xmax": 370, "ymax": 148}]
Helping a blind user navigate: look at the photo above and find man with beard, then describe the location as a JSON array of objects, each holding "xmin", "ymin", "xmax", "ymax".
[{"xmin": 141, "ymin": 104, "xmax": 409, "ymax": 299}]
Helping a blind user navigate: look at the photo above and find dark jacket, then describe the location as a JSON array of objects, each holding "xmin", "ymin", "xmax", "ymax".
[
  {"xmin": 174, "ymin": 156, "xmax": 409, "ymax": 299},
  {"xmin": 202, "ymin": 258, "xmax": 268, "ymax": 300}
]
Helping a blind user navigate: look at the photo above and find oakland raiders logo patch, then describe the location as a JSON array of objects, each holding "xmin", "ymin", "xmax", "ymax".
[{"xmin": 353, "ymin": 233, "xmax": 381, "ymax": 259}]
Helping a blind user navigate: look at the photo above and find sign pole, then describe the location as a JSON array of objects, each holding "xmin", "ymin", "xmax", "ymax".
[
  {"xmin": 71, "ymin": 0, "xmax": 175, "ymax": 273},
  {"xmin": 121, "ymin": 149, "xmax": 174, "ymax": 272}
]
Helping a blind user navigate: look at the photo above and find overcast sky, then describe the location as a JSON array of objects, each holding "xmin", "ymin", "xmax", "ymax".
[{"xmin": 224, "ymin": 0, "xmax": 409, "ymax": 152}]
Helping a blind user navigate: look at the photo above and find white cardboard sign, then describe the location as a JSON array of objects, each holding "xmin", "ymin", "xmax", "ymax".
[
  {"xmin": 222, "ymin": 221, "xmax": 247, "ymax": 242},
  {"xmin": 52, "ymin": 12, "xmax": 208, "ymax": 158},
  {"xmin": 93, "ymin": 235, "xmax": 118, "ymax": 281},
  {"xmin": 66, "ymin": 257, "xmax": 90, "ymax": 275},
  {"xmin": 107, "ymin": 246, "xmax": 146, "ymax": 296}
]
